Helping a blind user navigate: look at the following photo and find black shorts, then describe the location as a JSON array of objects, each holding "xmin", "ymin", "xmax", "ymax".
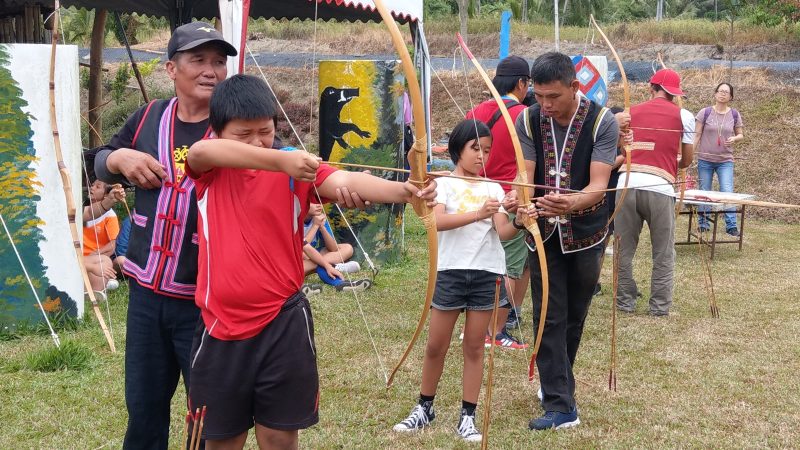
[
  {"xmin": 188, "ymin": 292, "xmax": 319, "ymax": 439},
  {"xmin": 432, "ymin": 269, "xmax": 509, "ymax": 312}
]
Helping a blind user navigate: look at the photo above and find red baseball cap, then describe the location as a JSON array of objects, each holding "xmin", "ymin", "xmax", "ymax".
[{"xmin": 649, "ymin": 69, "xmax": 684, "ymax": 97}]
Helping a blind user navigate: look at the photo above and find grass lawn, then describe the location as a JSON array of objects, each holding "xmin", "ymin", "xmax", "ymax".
[{"xmin": 2, "ymin": 214, "xmax": 799, "ymax": 448}]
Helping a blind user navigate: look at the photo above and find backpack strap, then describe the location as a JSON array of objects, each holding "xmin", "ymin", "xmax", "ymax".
[
  {"xmin": 485, "ymin": 99, "xmax": 521, "ymax": 129},
  {"xmin": 702, "ymin": 106, "xmax": 712, "ymax": 126},
  {"xmin": 130, "ymin": 100, "xmax": 158, "ymax": 148},
  {"xmin": 592, "ymin": 106, "xmax": 610, "ymax": 144}
]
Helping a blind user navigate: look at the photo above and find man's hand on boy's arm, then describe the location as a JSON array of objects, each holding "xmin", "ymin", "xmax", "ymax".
[
  {"xmin": 317, "ymin": 171, "xmax": 437, "ymax": 207},
  {"xmin": 187, "ymin": 139, "xmax": 319, "ymax": 181}
]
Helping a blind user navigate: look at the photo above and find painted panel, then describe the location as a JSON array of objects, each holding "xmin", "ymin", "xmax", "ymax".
[
  {"xmin": 0, "ymin": 44, "xmax": 83, "ymax": 327},
  {"xmin": 318, "ymin": 59, "xmax": 405, "ymax": 266}
]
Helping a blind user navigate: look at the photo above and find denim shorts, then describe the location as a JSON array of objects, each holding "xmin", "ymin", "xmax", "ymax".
[{"xmin": 432, "ymin": 269, "xmax": 509, "ymax": 311}]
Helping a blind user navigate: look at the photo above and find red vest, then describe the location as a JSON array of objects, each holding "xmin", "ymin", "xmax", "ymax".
[{"xmin": 628, "ymin": 97, "xmax": 682, "ymax": 183}]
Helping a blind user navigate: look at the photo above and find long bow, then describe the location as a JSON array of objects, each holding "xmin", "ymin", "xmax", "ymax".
[
  {"xmin": 50, "ymin": 1, "xmax": 116, "ymax": 352},
  {"xmin": 589, "ymin": 15, "xmax": 631, "ymax": 228},
  {"xmin": 372, "ymin": 0, "xmax": 439, "ymax": 388},
  {"xmin": 454, "ymin": 34, "xmax": 550, "ymax": 384},
  {"xmin": 656, "ymin": 52, "xmax": 688, "ymax": 217}
]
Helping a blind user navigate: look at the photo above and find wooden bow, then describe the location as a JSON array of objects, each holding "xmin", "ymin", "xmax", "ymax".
[
  {"xmin": 373, "ymin": 0, "xmax": 439, "ymax": 388},
  {"xmin": 590, "ymin": 15, "xmax": 631, "ymax": 229},
  {"xmin": 590, "ymin": 14, "xmax": 628, "ymax": 390},
  {"xmin": 657, "ymin": 52, "xmax": 688, "ymax": 217},
  {"xmin": 50, "ymin": 1, "xmax": 116, "ymax": 352},
  {"xmin": 454, "ymin": 34, "xmax": 550, "ymax": 384}
]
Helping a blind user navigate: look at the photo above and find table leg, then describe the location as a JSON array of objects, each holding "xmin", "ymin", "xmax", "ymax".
[
  {"xmin": 738, "ymin": 205, "xmax": 745, "ymax": 251},
  {"xmin": 710, "ymin": 211, "xmax": 718, "ymax": 260}
]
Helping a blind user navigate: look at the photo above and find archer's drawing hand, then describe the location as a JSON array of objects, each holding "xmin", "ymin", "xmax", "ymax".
[
  {"xmin": 108, "ymin": 148, "xmax": 167, "ymax": 189},
  {"xmin": 478, "ymin": 198, "xmax": 501, "ymax": 220},
  {"xmin": 502, "ymin": 190, "xmax": 518, "ymax": 212},
  {"xmin": 281, "ymin": 151, "xmax": 320, "ymax": 182},
  {"xmin": 535, "ymin": 193, "xmax": 576, "ymax": 218}
]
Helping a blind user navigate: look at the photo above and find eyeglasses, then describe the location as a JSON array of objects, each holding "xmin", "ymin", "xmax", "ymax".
[{"xmin": 716, "ymin": 90, "xmax": 731, "ymax": 95}]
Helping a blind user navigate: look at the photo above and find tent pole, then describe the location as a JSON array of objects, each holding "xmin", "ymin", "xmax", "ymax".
[{"xmin": 114, "ymin": 11, "xmax": 149, "ymax": 103}]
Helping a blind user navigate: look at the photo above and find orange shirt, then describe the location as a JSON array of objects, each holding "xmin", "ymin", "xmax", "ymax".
[{"xmin": 83, "ymin": 209, "xmax": 120, "ymax": 255}]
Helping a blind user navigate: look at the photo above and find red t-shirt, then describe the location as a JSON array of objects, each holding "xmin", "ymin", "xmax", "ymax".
[
  {"xmin": 466, "ymin": 98, "xmax": 527, "ymax": 193},
  {"xmin": 187, "ymin": 158, "xmax": 337, "ymax": 340}
]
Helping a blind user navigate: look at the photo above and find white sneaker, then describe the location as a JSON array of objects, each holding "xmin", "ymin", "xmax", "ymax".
[
  {"xmin": 605, "ymin": 246, "xmax": 614, "ymax": 256},
  {"xmin": 456, "ymin": 413, "xmax": 482, "ymax": 442},
  {"xmin": 106, "ymin": 279, "xmax": 120, "ymax": 290},
  {"xmin": 393, "ymin": 404, "xmax": 434, "ymax": 432},
  {"xmin": 334, "ymin": 261, "xmax": 361, "ymax": 273}
]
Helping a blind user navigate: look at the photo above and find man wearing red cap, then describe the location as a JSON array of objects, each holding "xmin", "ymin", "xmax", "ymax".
[
  {"xmin": 465, "ymin": 55, "xmax": 532, "ymax": 349},
  {"xmin": 614, "ymin": 69, "xmax": 694, "ymax": 316}
]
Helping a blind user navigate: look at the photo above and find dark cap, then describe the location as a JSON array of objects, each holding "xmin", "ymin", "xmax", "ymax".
[
  {"xmin": 495, "ymin": 55, "xmax": 530, "ymax": 78},
  {"xmin": 167, "ymin": 22, "xmax": 238, "ymax": 59}
]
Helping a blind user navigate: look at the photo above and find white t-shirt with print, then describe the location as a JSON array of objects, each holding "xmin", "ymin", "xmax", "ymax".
[{"xmin": 435, "ymin": 176, "xmax": 507, "ymax": 274}]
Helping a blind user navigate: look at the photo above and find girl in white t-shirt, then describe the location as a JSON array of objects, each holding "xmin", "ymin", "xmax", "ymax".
[{"xmin": 393, "ymin": 119, "xmax": 527, "ymax": 442}]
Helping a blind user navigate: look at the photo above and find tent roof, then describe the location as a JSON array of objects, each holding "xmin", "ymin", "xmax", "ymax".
[{"xmin": 0, "ymin": 1, "xmax": 421, "ymax": 25}]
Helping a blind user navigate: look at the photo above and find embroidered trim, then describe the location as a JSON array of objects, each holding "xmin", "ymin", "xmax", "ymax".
[{"xmin": 539, "ymin": 97, "xmax": 591, "ymax": 238}]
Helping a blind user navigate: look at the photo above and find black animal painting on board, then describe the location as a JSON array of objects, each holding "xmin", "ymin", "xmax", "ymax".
[{"xmin": 318, "ymin": 86, "xmax": 372, "ymax": 161}]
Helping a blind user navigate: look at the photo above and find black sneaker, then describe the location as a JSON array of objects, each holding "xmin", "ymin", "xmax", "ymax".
[
  {"xmin": 505, "ymin": 309, "xmax": 520, "ymax": 329},
  {"xmin": 726, "ymin": 227, "xmax": 739, "ymax": 237},
  {"xmin": 301, "ymin": 283, "xmax": 322, "ymax": 296},
  {"xmin": 393, "ymin": 404, "xmax": 434, "ymax": 432},
  {"xmin": 455, "ymin": 411, "xmax": 482, "ymax": 442},
  {"xmin": 335, "ymin": 279, "xmax": 373, "ymax": 292}
]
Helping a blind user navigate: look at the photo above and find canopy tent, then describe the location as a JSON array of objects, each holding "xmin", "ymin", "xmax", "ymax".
[
  {"xmin": 0, "ymin": 0, "xmax": 432, "ymax": 156},
  {"xmin": 0, "ymin": 0, "xmax": 422, "ymax": 28}
]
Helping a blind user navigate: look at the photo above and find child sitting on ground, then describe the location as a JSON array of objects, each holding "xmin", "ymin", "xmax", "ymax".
[
  {"xmin": 392, "ymin": 119, "xmax": 527, "ymax": 443},
  {"xmin": 184, "ymin": 74, "xmax": 437, "ymax": 450},
  {"xmin": 82, "ymin": 179, "xmax": 125, "ymax": 299},
  {"xmin": 301, "ymin": 203, "xmax": 370, "ymax": 293}
]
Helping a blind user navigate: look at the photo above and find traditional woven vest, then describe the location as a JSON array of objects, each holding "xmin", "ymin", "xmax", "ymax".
[
  {"xmin": 524, "ymin": 97, "xmax": 609, "ymax": 253},
  {"xmin": 122, "ymin": 98, "xmax": 211, "ymax": 299},
  {"xmin": 627, "ymin": 97, "xmax": 682, "ymax": 183}
]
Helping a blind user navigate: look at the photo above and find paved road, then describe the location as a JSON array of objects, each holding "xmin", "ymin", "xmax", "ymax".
[{"xmin": 83, "ymin": 48, "xmax": 800, "ymax": 83}]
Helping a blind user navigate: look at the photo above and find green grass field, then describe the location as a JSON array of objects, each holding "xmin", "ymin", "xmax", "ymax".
[{"xmin": 2, "ymin": 214, "xmax": 799, "ymax": 448}]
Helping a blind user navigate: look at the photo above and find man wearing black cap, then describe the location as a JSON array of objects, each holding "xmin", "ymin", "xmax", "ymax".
[
  {"xmin": 93, "ymin": 22, "xmax": 236, "ymax": 449},
  {"xmin": 465, "ymin": 55, "xmax": 532, "ymax": 350}
]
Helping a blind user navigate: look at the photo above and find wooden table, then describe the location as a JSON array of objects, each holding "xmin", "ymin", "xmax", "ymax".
[{"xmin": 675, "ymin": 190, "xmax": 754, "ymax": 259}]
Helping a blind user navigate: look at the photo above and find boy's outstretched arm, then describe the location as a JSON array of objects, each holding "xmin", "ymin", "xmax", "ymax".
[
  {"xmin": 188, "ymin": 139, "xmax": 319, "ymax": 181},
  {"xmin": 316, "ymin": 171, "xmax": 437, "ymax": 206}
]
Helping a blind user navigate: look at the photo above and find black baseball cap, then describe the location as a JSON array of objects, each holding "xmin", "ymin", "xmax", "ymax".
[
  {"xmin": 495, "ymin": 56, "xmax": 530, "ymax": 78},
  {"xmin": 167, "ymin": 22, "xmax": 238, "ymax": 59}
]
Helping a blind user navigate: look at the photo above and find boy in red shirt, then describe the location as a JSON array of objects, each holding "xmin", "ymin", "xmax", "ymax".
[{"xmin": 185, "ymin": 74, "xmax": 436, "ymax": 450}]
